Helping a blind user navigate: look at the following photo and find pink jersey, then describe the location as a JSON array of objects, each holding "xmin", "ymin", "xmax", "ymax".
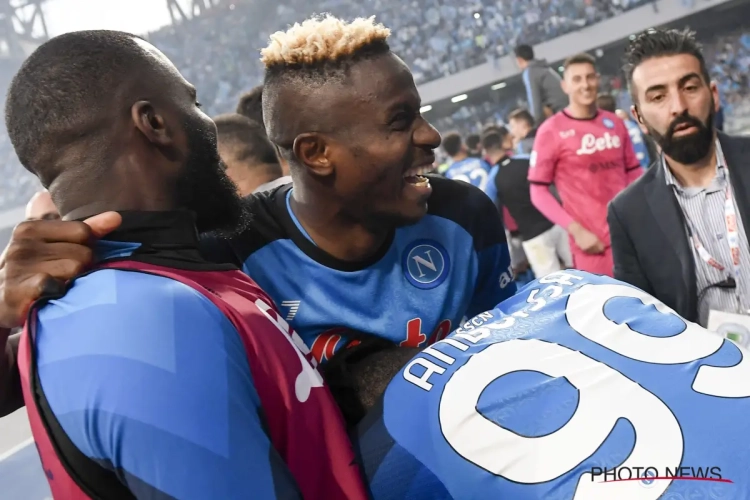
[{"xmin": 528, "ymin": 110, "xmax": 640, "ymax": 246}]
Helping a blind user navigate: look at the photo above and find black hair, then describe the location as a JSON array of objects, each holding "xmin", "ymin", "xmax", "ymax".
[
  {"xmin": 320, "ymin": 333, "xmax": 420, "ymax": 428},
  {"xmin": 214, "ymin": 113, "xmax": 281, "ymax": 175},
  {"xmin": 236, "ymin": 85, "xmax": 265, "ymax": 126},
  {"xmin": 514, "ymin": 44, "xmax": 534, "ymax": 61},
  {"xmin": 563, "ymin": 52, "xmax": 597, "ymax": 72},
  {"xmin": 623, "ymin": 28, "xmax": 709, "ymax": 103},
  {"xmin": 262, "ymin": 40, "xmax": 391, "ymax": 148},
  {"xmin": 441, "ymin": 131, "xmax": 463, "ymax": 157},
  {"xmin": 596, "ymin": 93, "xmax": 617, "ymax": 112},
  {"xmin": 508, "ymin": 108, "xmax": 535, "ymax": 127},
  {"xmin": 5, "ymin": 30, "xmax": 150, "ymax": 188},
  {"xmin": 481, "ymin": 126, "xmax": 510, "ymax": 151},
  {"xmin": 466, "ymin": 133, "xmax": 481, "ymax": 151}
]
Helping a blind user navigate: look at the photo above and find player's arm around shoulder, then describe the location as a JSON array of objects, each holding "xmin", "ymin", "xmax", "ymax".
[
  {"xmin": 429, "ymin": 176, "xmax": 517, "ymax": 316},
  {"xmin": 35, "ymin": 269, "xmax": 299, "ymax": 500}
]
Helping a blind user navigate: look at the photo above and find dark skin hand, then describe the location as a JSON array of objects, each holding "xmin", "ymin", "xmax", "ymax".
[
  {"xmin": 0, "ymin": 212, "xmax": 121, "ymax": 416},
  {"xmin": 0, "ymin": 212, "xmax": 122, "ymax": 329}
]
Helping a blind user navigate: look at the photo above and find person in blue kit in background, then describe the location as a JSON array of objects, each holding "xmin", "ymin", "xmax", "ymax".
[
  {"xmin": 326, "ymin": 270, "xmax": 750, "ymax": 499},
  {"xmin": 597, "ymin": 93, "xmax": 653, "ymax": 169},
  {"xmin": 440, "ymin": 131, "xmax": 493, "ymax": 192},
  {"xmin": 0, "ymin": 14, "xmax": 516, "ymax": 423},
  {"xmin": 3, "ymin": 30, "xmax": 366, "ymax": 499}
]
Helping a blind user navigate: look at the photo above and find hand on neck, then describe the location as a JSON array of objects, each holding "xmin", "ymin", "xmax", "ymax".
[{"xmin": 289, "ymin": 188, "xmax": 391, "ymax": 263}]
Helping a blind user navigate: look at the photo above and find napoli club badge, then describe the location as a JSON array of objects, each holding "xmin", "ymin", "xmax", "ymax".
[{"xmin": 603, "ymin": 118, "xmax": 615, "ymax": 129}]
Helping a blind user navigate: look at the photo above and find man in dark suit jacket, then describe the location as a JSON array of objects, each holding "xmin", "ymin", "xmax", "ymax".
[
  {"xmin": 609, "ymin": 132, "xmax": 750, "ymax": 323},
  {"xmin": 609, "ymin": 29, "xmax": 750, "ymax": 325}
]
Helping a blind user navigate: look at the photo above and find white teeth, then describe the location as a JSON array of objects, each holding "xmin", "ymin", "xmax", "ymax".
[{"xmin": 403, "ymin": 166, "xmax": 432, "ymax": 178}]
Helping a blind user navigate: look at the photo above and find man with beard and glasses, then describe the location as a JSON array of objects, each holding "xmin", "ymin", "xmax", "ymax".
[
  {"xmin": 0, "ymin": 15, "xmax": 514, "ymax": 382},
  {"xmin": 2, "ymin": 30, "xmax": 366, "ymax": 499},
  {"xmin": 609, "ymin": 28, "xmax": 750, "ymax": 328}
]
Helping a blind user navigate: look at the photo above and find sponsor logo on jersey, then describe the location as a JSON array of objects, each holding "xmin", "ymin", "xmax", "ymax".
[
  {"xmin": 559, "ymin": 129, "xmax": 576, "ymax": 139},
  {"xmin": 576, "ymin": 132, "xmax": 622, "ymax": 156},
  {"xmin": 602, "ymin": 118, "xmax": 615, "ymax": 129},
  {"xmin": 403, "ymin": 240, "xmax": 450, "ymax": 289},
  {"xmin": 280, "ymin": 300, "xmax": 301, "ymax": 321}
]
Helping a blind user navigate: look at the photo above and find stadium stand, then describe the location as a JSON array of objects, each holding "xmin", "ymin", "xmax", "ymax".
[{"xmin": 0, "ymin": 0, "xmax": 748, "ymax": 236}]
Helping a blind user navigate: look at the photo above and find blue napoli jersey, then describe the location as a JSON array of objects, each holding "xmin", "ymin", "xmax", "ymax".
[
  {"xmin": 356, "ymin": 270, "xmax": 750, "ymax": 500},
  {"xmin": 36, "ymin": 242, "xmax": 298, "ymax": 499},
  {"xmin": 444, "ymin": 158, "xmax": 492, "ymax": 191},
  {"xmin": 624, "ymin": 118, "xmax": 651, "ymax": 169},
  {"xmin": 218, "ymin": 176, "xmax": 516, "ymax": 363}
]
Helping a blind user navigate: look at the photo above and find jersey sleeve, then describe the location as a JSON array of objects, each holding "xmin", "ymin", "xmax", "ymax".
[
  {"xmin": 527, "ymin": 122, "xmax": 559, "ymax": 185},
  {"xmin": 35, "ymin": 270, "xmax": 299, "ymax": 500},
  {"xmin": 466, "ymin": 190, "xmax": 517, "ymax": 317}
]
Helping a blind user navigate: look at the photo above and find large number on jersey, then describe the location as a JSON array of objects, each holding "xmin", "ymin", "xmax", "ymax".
[
  {"xmin": 438, "ymin": 281, "xmax": 750, "ymax": 499},
  {"xmin": 451, "ymin": 169, "xmax": 489, "ymax": 191}
]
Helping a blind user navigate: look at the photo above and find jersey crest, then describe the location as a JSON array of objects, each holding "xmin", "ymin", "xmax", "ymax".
[{"xmin": 358, "ymin": 271, "xmax": 750, "ymax": 499}]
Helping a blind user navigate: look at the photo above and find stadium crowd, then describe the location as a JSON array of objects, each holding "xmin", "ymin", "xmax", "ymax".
[{"xmin": 2, "ymin": 1, "xmax": 750, "ymax": 498}]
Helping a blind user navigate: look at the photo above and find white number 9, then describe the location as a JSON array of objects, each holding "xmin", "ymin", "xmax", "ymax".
[{"xmin": 438, "ymin": 282, "xmax": 750, "ymax": 499}]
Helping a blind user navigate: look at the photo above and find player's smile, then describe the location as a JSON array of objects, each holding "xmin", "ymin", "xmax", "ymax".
[{"xmin": 402, "ymin": 157, "xmax": 434, "ymax": 197}]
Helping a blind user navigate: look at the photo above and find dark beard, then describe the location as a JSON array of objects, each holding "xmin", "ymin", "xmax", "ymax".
[
  {"xmin": 646, "ymin": 105, "xmax": 715, "ymax": 165},
  {"xmin": 175, "ymin": 116, "xmax": 251, "ymax": 238}
]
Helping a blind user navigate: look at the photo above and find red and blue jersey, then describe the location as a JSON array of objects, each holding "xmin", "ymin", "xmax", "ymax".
[
  {"xmin": 218, "ymin": 176, "xmax": 515, "ymax": 363},
  {"xmin": 20, "ymin": 212, "xmax": 366, "ymax": 500},
  {"xmin": 356, "ymin": 270, "xmax": 750, "ymax": 499}
]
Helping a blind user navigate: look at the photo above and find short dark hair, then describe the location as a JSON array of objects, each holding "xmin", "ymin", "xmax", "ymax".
[
  {"xmin": 508, "ymin": 108, "xmax": 535, "ymax": 127},
  {"xmin": 321, "ymin": 333, "xmax": 419, "ymax": 427},
  {"xmin": 5, "ymin": 30, "xmax": 150, "ymax": 187},
  {"xmin": 481, "ymin": 126, "xmax": 510, "ymax": 152},
  {"xmin": 236, "ymin": 85, "xmax": 264, "ymax": 125},
  {"xmin": 563, "ymin": 52, "xmax": 597, "ymax": 72},
  {"xmin": 596, "ymin": 93, "xmax": 617, "ymax": 112},
  {"xmin": 214, "ymin": 113, "xmax": 280, "ymax": 174},
  {"xmin": 441, "ymin": 131, "xmax": 463, "ymax": 157},
  {"xmin": 623, "ymin": 28, "xmax": 709, "ymax": 103},
  {"xmin": 466, "ymin": 133, "xmax": 481, "ymax": 151},
  {"xmin": 514, "ymin": 44, "xmax": 534, "ymax": 61}
]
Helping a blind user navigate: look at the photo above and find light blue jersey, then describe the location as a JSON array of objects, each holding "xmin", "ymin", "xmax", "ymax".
[{"xmin": 358, "ymin": 270, "xmax": 750, "ymax": 499}]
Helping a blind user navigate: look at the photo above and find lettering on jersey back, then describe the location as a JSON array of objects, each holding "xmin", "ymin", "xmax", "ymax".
[
  {"xmin": 403, "ymin": 240, "xmax": 450, "ymax": 289},
  {"xmin": 254, "ymin": 299, "xmax": 324, "ymax": 402},
  {"xmin": 576, "ymin": 132, "xmax": 622, "ymax": 156},
  {"xmin": 394, "ymin": 271, "xmax": 750, "ymax": 499}
]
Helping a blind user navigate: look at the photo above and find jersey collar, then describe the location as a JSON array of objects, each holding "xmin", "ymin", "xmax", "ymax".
[{"xmin": 94, "ymin": 211, "xmax": 236, "ymax": 271}]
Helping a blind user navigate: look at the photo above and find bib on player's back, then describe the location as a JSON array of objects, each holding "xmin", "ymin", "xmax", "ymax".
[
  {"xmin": 19, "ymin": 260, "xmax": 366, "ymax": 500},
  {"xmin": 357, "ymin": 270, "xmax": 750, "ymax": 499}
]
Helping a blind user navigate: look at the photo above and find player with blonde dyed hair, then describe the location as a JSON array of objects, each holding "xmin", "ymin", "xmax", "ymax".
[{"xmin": 224, "ymin": 13, "xmax": 516, "ymax": 364}]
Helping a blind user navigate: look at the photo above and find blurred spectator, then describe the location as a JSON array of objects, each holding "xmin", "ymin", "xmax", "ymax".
[
  {"xmin": 214, "ymin": 113, "xmax": 285, "ymax": 195},
  {"xmin": 508, "ymin": 108, "xmax": 537, "ymax": 155},
  {"xmin": 514, "ymin": 44, "xmax": 568, "ymax": 123}
]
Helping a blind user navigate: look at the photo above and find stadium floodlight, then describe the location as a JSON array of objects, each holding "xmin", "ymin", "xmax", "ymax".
[
  {"xmin": 420, "ymin": 105, "xmax": 432, "ymax": 113},
  {"xmin": 451, "ymin": 94, "xmax": 468, "ymax": 103},
  {"xmin": 491, "ymin": 82, "xmax": 506, "ymax": 90}
]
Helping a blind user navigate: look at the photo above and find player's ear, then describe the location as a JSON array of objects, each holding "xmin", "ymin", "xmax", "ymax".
[
  {"xmin": 710, "ymin": 80, "xmax": 720, "ymax": 113},
  {"xmin": 631, "ymin": 105, "xmax": 648, "ymax": 135},
  {"xmin": 131, "ymin": 100, "xmax": 175, "ymax": 148},
  {"xmin": 560, "ymin": 78, "xmax": 568, "ymax": 95},
  {"xmin": 293, "ymin": 133, "xmax": 333, "ymax": 178}
]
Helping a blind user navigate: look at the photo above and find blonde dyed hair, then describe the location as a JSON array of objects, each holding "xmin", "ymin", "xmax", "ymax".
[{"xmin": 261, "ymin": 14, "xmax": 391, "ymax": 67}]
